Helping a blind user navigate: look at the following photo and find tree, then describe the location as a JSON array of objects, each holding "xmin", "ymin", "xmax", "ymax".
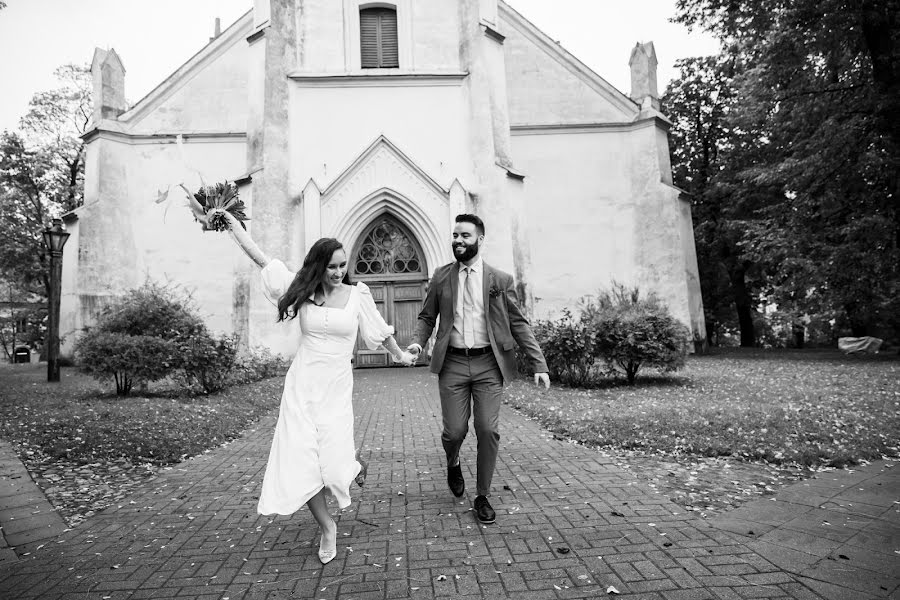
[
  {"xmin": 663, "ymin": 56, "xmax": 774, "ymax": 346},
  {"xmin": 19, "ymin": 63, "xmax": 92, "ymax": 212},
  {"xmin": 0, "ymin": 134, "xmax": 55, "ymax": 298},
  {"xmin": 0, "ymin": 64, "xmax": 92, "ymax": 360},
  {"xmin": 0, "ymin": 64, "xmax": 91, "ymax": 299},
  {"xmin": 673, "ymin": 0, "xmax": 900, "ymax": 339},
  {"xmin": 662, "ymin": 56, "xmax": 755, "ymax": 346},
  {"xmin": 0, "ymin": 278, "xmax": 45, "ymax": 362}
]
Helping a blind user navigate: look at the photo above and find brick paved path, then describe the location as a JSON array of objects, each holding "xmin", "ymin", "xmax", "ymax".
[{"xmin": 0, "ymin": 369, "xmax": 841, "ymax": 599}]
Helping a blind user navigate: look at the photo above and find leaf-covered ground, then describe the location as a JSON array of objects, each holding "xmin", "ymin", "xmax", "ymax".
[
  {"xmin": 0, "ymin": 364, "xmax": 282, "ymax": 526},
  {"xmin": 505, "ymin": 348, "xmax": 900, "ymax": 515},
  {"xmin": 1, "ymin": 349, "xmax": 897, "ymax": 525}
]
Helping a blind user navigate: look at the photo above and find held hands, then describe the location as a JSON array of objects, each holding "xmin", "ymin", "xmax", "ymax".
[
  {"xmin": 406, "ymin": 343, "xmax": 422, "ymax": 357},
  {"xmin": 534, "ymin": 372, "xmax": 550, "ymax": 389},
  {"xmin": 394, "ymin": 351, "xmax": 417, "ymax": 367}
]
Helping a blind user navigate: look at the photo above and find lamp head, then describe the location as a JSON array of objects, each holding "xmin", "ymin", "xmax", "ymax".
[{"xmin": 43, "ymin": 218, "xmax": 70, "ymax": 253}]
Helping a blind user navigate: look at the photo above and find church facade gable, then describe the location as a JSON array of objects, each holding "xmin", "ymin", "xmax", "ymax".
[
  {"xmin": 119, "ymin": 11, "xmax": 253, "ymax": 134},
  {"xmin": 307, "ymin": 135, "xmax": 458, "ymax": 278},
  {"xmin": 499, "ymin": 2, "xmax": 638, "ymax": 127}
]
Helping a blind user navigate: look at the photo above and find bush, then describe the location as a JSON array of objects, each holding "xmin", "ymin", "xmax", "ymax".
[
  {"xmin": 529, "ymin": 309, "xmax": 600, "ymax": 387},
  {"xmin": 74, "ymin": 332, "xmax": 177, "ymax": 395},
  {"xmin": 584, "ymin": 285, "xmax": 690, "ymax": 385},
  {"xmin": 178, "ymin": 333, "xmax": 239, "ymax": 394},
  {"xmin": 96, "ymin": 282, "xmax": 206, "ymax": 340},
  {"xmin": 74, "ymin": 282, "xmax": 213, "ymax": 396},
  {"xmin": 230, "ymin": 346, "xmax": 290, "ymax": 384}
]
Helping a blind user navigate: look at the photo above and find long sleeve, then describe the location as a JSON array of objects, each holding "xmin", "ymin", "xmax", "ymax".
[
  {"xmin": 356, "ymin": 282, "xmax": 395, "ymax": 350},
  {"xmin": 505, "ymin": 276, "xmax": 549, "ymax": 374},
  {"xmin": 413, "ymin": 270, "xmax": 441, "ymax": 348},
  {"xmin": 260, "ymin": 259, "xmax": 295, "ymax": 307}
]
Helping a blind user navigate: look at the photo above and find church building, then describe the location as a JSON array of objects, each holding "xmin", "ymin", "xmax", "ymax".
[{"xmin": 61, "ymin": 0, "xmax": 705, "ymax": 364}]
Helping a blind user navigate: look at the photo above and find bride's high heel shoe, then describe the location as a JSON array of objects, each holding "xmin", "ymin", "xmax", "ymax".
[
  {"xmin": 318, "ymin": 523, "xmax": 337, "ymax": 564},
  {"xmin": 355, "ymin": 449, "xmax": 368, "ymax": 487}
]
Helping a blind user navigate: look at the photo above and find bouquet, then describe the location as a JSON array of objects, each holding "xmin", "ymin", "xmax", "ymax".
[
  {"xmin": 152, "ymin": 135, "xmax": 247, "ymax": 232},
  {"xmin": 181, "ymin": 181, "xmax": 248, "ymax": 232}
]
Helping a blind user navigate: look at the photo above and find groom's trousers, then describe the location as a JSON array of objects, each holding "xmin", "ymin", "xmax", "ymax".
[{"xmin": 437, "ymin": 351, "xmax": 504, "ymax": 497}]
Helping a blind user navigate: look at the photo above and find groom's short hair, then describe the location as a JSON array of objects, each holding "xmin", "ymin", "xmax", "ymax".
[{"xmin": 455, "ymin": 213, "xmax": 485, "ymax": 236}]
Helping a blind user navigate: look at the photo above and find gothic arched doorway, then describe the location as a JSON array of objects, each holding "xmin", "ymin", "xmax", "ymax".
[{"xmin": 351, "ymin": 215, "xmax": 429, "ymax": 367}]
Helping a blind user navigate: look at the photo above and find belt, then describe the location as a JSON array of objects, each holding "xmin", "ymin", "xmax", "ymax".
[{"xmin": 447, "ymin": 346, "xmax": 492, "ymax": 357}]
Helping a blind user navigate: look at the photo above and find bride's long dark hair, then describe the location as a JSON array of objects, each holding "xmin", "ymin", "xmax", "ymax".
[{"xmin": 277, "ymin": 238, "xmax": 351, "ymax": 321}]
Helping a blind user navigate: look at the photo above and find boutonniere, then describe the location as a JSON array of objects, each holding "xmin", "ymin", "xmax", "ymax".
[{"xmin": 489, "ymin": 283, "xmax": 503, "ymax": 298}]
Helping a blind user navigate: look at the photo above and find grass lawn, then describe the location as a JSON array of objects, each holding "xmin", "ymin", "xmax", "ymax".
[
  {"xmin": 0, "ymin": 363, "xmax": 283, "ymax": 525},
  {"xmin": 0, "ymin": 348, "xmax": 896, "ymax": 524},
  {"xmin": 506, "ymin": 348, "xmax": 900, "ymax": 468},
  {"xmin": 0, "ymin": 364, "xmax": 283, "ymax": 467}
]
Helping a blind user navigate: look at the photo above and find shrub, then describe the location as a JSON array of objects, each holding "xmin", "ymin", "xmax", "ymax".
[
  {"xmin": 584, "ymin": 285, "xmax": 690, "ymax": 385},
  {"xmin": 530, "ymin": 309, "xmax": 600, "ymax": 387},
  {"xmin": 74, "ymin": 332, "xmax": 176, "ymax": 395},
  {"xmin": 230, "ymin": 346, "xmax": 290, "ymax": 384},
  {"xmin": 178, "ymin": 333, "xmax": 239, "ymax": 394},
  {"xmin": 74, "ymin": 282, "xmax": 207, "ymax": 396},
  {"xmin": 97, "ymin": 282, "xmax": 206, "ymax": 340}
]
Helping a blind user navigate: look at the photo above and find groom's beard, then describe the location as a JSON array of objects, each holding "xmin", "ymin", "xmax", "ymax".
[{"xmin": 453, "ymin": 241, "xmax": 479, "ymax": 263}]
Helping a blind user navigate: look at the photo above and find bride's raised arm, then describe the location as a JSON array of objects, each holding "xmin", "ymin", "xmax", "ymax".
[{"xmin": 222, "ymin": 211, "xmax": 270, "ymax": 268}]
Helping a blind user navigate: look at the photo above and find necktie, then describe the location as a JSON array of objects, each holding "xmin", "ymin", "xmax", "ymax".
[{"xmin": 463, "ymin": 267, "xmax": 475, "ymax": 348}]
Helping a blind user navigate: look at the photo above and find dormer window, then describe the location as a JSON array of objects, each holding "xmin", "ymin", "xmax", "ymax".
[{"xmin": 360, "ymin": 6, "xmax": 399, "ymax": 68}]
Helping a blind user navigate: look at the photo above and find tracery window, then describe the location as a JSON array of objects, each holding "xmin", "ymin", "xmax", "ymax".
[{"xmin": 353, "ymin": 218, "xmax": 423, "ymax": 276}]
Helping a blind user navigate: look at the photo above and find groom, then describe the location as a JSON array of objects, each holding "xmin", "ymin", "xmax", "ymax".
[{"xmin": 407, "ymin": 214, "xmax": 550, "ymax": 524}]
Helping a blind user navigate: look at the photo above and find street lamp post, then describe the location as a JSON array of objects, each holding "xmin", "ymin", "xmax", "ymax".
[{"xmin": 42, "ymin": 218, "xmax": 70, "ymax": 382}]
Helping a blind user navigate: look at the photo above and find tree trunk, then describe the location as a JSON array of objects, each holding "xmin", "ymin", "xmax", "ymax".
[
  {"xmin": 791, "ymin": 323, "xmax": 805, "ymax": 349},
  {"xmin": 625, "ymin": 361, "xmax": 639, "ymax": 385},
  {"xmin": 845, "ymin": 303, "xmax": 870, "ymax": 337},
  {"xmin": 729, "ymin": 265, "xmax": 756, "ymax": 347},
  {"xmin": 705, "ymin": 318, "xmax": 718, "ymax": 346}
]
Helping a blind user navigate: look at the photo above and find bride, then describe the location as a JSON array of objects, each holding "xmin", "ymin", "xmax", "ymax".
[{"xmin": 221, "ymin": 211, "xmax": 415, "ymax": 564}]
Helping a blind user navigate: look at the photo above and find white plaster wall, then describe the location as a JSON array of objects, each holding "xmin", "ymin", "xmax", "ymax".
[
  {"xmin": 65, "ymin": 135, "xmax": 248, "ymax": 351},
  {"xmin": 511, "ymin": 129, "xmax": 636, "ymax": 319},
  {"xmin": 626, "ymin": 124, "xmax": 693, "ymax": 333},
  {"xmin": 679, "ymin": 197, "xmax": 706, "ymax": 338},
  {"xmin": 77, "ymin": 138, "xmax": 138, "ymax": 295},
  {"xmin": 411, "ymin": 2, "xmax": 461, "ymax": 70},
  {"xmin": 501, "ymin": 14, "xmax": 634, "ymax": 126},
  {"xmin": 124, "ymin": 139, "xmax": 248, "ymax": 335},
  {"xmin": 296, "ymin": 0, "xmax": 346, "ymax": 72},
  {"xmin": 128, "ymin": 41, "xmax": 250, "ymax": 133},
  {"xmin": 514, "ymin": 125, "xmax": 699, "ymax": 334},
  {"xmin": 59, "ymin": 219, "xmax": 80, "ymax": 356}
]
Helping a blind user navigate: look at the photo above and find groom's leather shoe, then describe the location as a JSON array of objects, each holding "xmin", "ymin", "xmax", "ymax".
[
  {"xmin": 447, "ymin": 464, "xmax": 465, "ymax": 497},
  {"xmin": 474, "ymin": 495, "xmax": 496, "ymax": 524}
]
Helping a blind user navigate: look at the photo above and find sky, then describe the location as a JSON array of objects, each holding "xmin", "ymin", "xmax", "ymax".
[{"xmin": 0, "ymin": 0, "xmax": 720, "ymax": 134}]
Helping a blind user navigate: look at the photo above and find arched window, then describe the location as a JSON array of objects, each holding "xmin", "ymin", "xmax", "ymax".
[
  {"xmin": 352, "ymin": 217, "xmax": 424, "ymax": 278},
  {"xmin": 359, "ymin": 6, "xmax": 399, "ymax": 69}
]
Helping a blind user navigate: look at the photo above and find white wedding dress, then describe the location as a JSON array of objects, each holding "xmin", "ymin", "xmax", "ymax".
[{"xmin": 256, "ymin": 259, "xmax": 394, "ymax": 515}]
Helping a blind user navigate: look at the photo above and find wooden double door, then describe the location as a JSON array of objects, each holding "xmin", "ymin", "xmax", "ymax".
[
  {"xmin": 351, "ymin": 216, "xmax": 430, "ymax": 368},
  {"xmin": 354, "ymin": 279, "xmax": 428, "ymax": 367}
]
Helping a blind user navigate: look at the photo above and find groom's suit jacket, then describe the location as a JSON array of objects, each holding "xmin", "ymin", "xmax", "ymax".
[{"xmin": 412, "ymin": 261, "xmax": 548, "ymax": 384}]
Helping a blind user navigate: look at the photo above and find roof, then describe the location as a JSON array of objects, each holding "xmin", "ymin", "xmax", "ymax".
[
  {"xmin": 116, "ymin": 10, "xmax": 253, "ymax": 126},
  {"xmin": 498, "ymin": 1, "xmax": 639, "ymax": 117}
]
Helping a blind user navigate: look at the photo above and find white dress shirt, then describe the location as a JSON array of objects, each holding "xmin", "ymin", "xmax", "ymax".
[{"xmin": 450, "ymin": 257, "xmax": 491, "ymax": 349}]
